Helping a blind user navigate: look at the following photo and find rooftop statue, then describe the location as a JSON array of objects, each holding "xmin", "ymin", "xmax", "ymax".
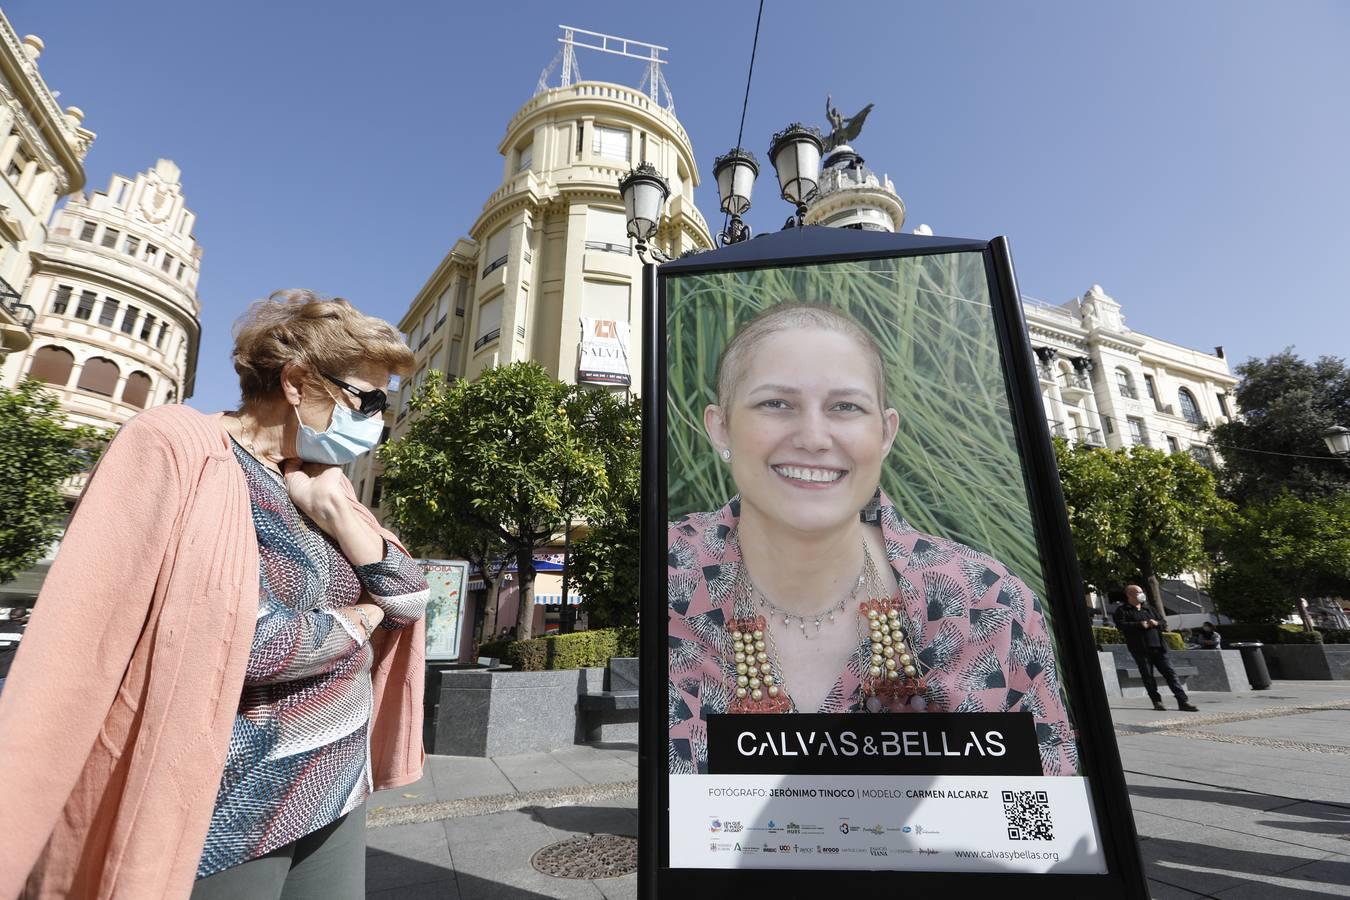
[{"xmin": 825, "ymin": 94, "xmax": 875, "ymax": 151}]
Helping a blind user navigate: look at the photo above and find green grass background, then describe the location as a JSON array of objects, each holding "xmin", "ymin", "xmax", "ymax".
[{"xmin": 665, "ymin": 252, "xmax": 1048, "ymax": 600}]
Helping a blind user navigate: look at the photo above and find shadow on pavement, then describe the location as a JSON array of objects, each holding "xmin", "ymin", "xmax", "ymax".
[
  {"xmin": 1127, "ymin": 782, "xmax": 1291, "ymax": 811},
  {"xmin": 1141, "ymin": 835, "xmax": 1350, "ymax": 898},
  {"xmin": 587, "ymin": 740, "xmax": 638, "ymax": 752},
  {"xmin": 525, "ymin": 804, "xmax": 638, "ymax": 837},
  {"xmin": 367, "ymin": 852, "xmax": 577, "ymax": 899}
]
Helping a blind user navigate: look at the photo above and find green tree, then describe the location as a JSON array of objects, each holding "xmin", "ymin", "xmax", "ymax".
[
  {"xmin": 379, "ymin": 364, "xmax": 627, "ymax": 640},
  {"xmin": 0, "ymin": 380, "xmax": 106, "ymax": 583},
  {"xmin": 1211, "ymin": 492, "xmax": 1350, "ymax": 623},
  {"xmin": 560, "ymin": 389, "xmax": 640, "ymax": 631},
  {"xmin": 1054, "ymin": 438, "xmax": 1232, "ymax": 618},
  {"xmin": 1210, "ymin": 349, "xmax": 1350, "ymax": 500},
  {"xmin": 568, "ymin": 495, "xmax": 640, "ymax": 629}
]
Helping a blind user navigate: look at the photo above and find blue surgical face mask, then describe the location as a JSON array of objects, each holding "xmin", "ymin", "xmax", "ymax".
[{"xmin": 294, "ymin": 400, "xmax": 383, "ymax": 465}]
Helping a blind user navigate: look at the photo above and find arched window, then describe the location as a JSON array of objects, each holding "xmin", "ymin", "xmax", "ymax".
[
  {"xmin": 1178, "ymin": 388, "xmax": 1204, "ymax": 426},
  {"xmin": 27, "ymin": 345, "xmax": 74, "ymax": 385},
  {"xmin": 122, "ymin": 371, "xmax": 152, "ymax": 408},
  {"xmin": 76, "ymin": 357, "xmax": 119, "ymax": 396},
  {"xmin": 1115, "ymin": 367, "xmax": 1137, "ymax": 400}
]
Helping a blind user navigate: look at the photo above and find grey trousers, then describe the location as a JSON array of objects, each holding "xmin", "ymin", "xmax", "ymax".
[{"xmin": 190, "ymin": 804, "xmax": 366, "ymax": 900}]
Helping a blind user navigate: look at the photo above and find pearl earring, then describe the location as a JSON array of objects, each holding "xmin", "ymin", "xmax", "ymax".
[{"xmin": 720, "ymin": 448, "xmax": 732, "ymax": 462}]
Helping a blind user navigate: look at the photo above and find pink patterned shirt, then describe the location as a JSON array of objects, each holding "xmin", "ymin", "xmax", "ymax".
[{"xmin": 667, "ymin": 492, "xmax": 1079, "ymax": 776}]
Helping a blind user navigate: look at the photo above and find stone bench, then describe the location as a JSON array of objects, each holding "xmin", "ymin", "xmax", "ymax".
[
  {"xmin": 1116, "ymin": 662, "xmax": 1198, "ymax": 698},
  {"xmin": 579, "ymin": 657, "xmax": 639, "ymax": 743}
]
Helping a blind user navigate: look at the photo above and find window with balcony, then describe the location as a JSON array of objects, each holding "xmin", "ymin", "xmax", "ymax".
[
  {"xmin": 74, "ymin": 291, "xmax": 96, "ymax": 320},
  {"xmin": 482, "ymin": 228, "xmax": 508, "ymax": 278},
  {"xmin": 584, "ymin": 207, "xmax": 632, "ymax": 255},
  {"xmin": 1127, "ymin": 416, "xmax": 1149, "ymax": 446},
  {"xmin": 98, "ymin": 298, "xmax": 120, "ymax": 328},
  {"xmin": 27, "ymin": 345, "xmax": 74, "ymax": 385},
  {"xmin": 140, "ymin": 313, "xmax": 156, "ymax": 341},
  {"xmin": 101, "ymin": 227, "xmax": 121, "ymax": 249},
  {"xmin": 79, "ymin": 221, "xmax": 97, "ymax": 242},
  {"xmin": 1115, "ymin": 368, "xmax": 1138, "ymax": 400},
  {"xmin": 593, "ymin": 125, "xmax": 631, "ymax": 162},
  {"xmin": 474, "ymin": 295, "xmax": 503, "ymax": 351},
  {"xmin": 1178, "ymin": 388, "xmax": 1204, "ymax": 426},
  {"xmin": 51, "ymin": 285, "xmax": 72, "ymax": 315},
  {"xmin": 121, "ymin": 305, "xmax": 139, "ymax": 334}
]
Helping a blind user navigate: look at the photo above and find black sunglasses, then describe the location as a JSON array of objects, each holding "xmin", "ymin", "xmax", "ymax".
[{"xmin": 322, "ymin": 373, "xmax": 389, "ymax": 418}]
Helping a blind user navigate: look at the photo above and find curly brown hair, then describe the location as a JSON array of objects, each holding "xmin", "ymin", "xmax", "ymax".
[{"xmin": 231, "ymin": 289, "xmax": 414, "ymax": 403}]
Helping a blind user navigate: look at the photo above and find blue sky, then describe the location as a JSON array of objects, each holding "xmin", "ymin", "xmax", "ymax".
[{"xmin": 11, "ymin": 1, "xmax": 1348, "ymax": 413}]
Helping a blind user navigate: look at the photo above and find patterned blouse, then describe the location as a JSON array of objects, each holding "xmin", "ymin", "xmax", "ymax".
[
  {"xmin": 667, "ymin": 492, "xmax": 1078, "ymax": 777},
  {"xmin": 196, "ymin": 440, "xmax": 429, "ymax": 878}
]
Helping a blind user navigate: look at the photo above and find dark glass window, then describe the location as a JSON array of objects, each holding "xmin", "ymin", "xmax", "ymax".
[
  {"xmin": 74, "ymin": 291, "xmax": 96, "ymax": 320},
  {"xmin": 121, "ymin": 305, "xmax": 139, "ymax": 334},
  {"xmin": 140, "ymin": 313, "xmax": 156, "ymax": 341},
  {"xmin": 98, "ymin": 298, "xmax": 120, "ymax": 327},
  {"xmin": 79, "ymin": 221, "xmax": 97, "ymax": 241},
  {"xmin": 124, "ymin": 235, "xmax": 140, "ymax": 256},
  {"xmin": 100, "ymin": 227, "xmax": 120, "ymax": 249},
  {"xmin": 1178, "ymin": 389, "xmax": 1204, "ymax": 426},
  {"xmin": 122, "ymin": 371, "xmax": 152, "ymax": 408},
  {"xmin": 51, "ymin": 285, "xmax": 72, "ymax": 315}
]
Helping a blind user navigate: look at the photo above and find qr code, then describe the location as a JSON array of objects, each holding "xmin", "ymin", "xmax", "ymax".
[{"xmin": 1002, "ymin": 790, "xmax": 1053, "ymax": 841}]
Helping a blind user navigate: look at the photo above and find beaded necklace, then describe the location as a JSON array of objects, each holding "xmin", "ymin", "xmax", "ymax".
[{"xmin": 725, "ymin": 531, "xmax": 929, "ymax": 714}]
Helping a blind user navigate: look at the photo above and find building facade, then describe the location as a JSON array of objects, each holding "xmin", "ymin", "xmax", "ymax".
[
  {"xmin": 0, "ymin": 18, "xmax": 94, "ymax": 362},
  {"xmin": 346, "ymin": 76, "xmax": 714, "ymax": 646},
  {"xmin": 1, "ymin": 159, "xmax": 203, "ymax": 433},
  {"xmin": 1024, "ymin": 284, "xmax": 1236, "ymax": 460}
]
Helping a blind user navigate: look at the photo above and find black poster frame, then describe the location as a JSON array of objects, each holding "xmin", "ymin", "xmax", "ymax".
[{"xmin": 639, "ymin": 226, "xmax": 1148, "ymax": 899}]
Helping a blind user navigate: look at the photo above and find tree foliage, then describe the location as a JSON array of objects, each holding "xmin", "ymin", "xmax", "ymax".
[
  {"xmin": 1211, "ymin": 349, "xmax": 1350, "ymax": 501},
  {"xmin": 1211, "ymin": 492, "xmax": 1350, "ymax": 623},
  {"xmin": 0, "ymin": 380, "xmax": 106, "ymax": 583},
  {"xmin": 1054, "ymin": 437, "xmax": 1232, "ymax": 615},
  {"xmin": 379, "ymin": 363, "xmax": 633, "ymax": 640}
]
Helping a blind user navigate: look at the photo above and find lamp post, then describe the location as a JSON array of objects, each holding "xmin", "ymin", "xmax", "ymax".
[
  {"xmin": 1322, "ymin": 425, "xmax": 1350, "ymax": 462},
  {"xmin": 712, "ymin": 148, "xmax": 759, "ymax": 245},
  {"xmin": 767, "ymin": 123, "xmax": 825, "ymax": 227},
  {"xmin": 618, "ymin": 162, "xmax": 673, "ymax": 264}
]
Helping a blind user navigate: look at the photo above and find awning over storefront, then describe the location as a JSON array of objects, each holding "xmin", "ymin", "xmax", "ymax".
[
  {"xmin": 467, "ymin": 554, "xmax": 568, "ymax": 592},
  {"xmin": 530, "ymin": 572, "xmax": 585, "ymax": 606}
]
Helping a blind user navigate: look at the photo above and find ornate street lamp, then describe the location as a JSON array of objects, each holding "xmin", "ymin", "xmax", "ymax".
[
  {"xmin": 1322, "ymin": 425, "xmax": 1350, "ymax": 460},
  {"xmin": 768, "ymin": 123, "xmax": 825, "ymax": 226},
  {"xmin": 618, "ymin": 162, "xmax": 672, "ymax": 263},
  {"xmin": 712, "ymin": 148, "xmax": 758, "ymax": 245}
]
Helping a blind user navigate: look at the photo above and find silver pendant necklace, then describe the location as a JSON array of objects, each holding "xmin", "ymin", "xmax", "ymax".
[{"xmin": 743, "ymin": 540, "xmax": 873, "ymax": 639}]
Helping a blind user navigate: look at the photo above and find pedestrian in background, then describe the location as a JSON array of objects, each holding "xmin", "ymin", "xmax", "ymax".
[
  {"xmin": 0, "ymin": 290, "xmax": 429, "ymax": 900},
  {"xmin": 0, "ymin": 606, "xmax": 28, "ymax": 696},
  {"xmin": 1113, "ymin": 583, "xmax": 1199, "ymax": 712},
  {"xmin": 1197, "ymin": 621, "xmax": 1223, "ymax": 650}
]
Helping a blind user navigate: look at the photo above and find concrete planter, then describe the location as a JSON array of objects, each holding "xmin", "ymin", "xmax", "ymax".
[
  {"xmin": 1260, "ymin": 644, "xmax": 1350, "ymax": 681},
  {"xmin": 425, "ymin": 659, "xmax": 639, "ymax": 756}
]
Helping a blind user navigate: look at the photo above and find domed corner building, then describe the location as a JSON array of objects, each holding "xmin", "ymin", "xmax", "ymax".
[
  {"xmin": 344, "ymin": 71, "xmax": 715, "ymax": 645},
  {"xmin": 1, "ymin": 158, "xmax": 203, "ymax": 439}
]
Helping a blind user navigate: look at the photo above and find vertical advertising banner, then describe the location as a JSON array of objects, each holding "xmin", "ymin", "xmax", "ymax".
[
  {"xmin": 579, "ymin": 317, "xmax": 632, "ymax": 387},
  {"xmin": 644, "ymin": 230, "xmax": 1146, "ymax": 898},
  {"xmin": 420, "ymin": 559, "xmax": 468, "ymax": 660}
]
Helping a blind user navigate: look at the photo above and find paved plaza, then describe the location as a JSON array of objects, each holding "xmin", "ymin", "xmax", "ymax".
[{"xmin": 366, "ymin": 682, "xmax": 1350, "ymax": 898}]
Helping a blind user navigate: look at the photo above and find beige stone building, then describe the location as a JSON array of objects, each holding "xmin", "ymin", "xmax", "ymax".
[
  {"xmin": 0, "ymin": 17, "xmax": 94, "ymax": 363},
  {"xmin": 1, "ymin": 159, "xmax": 202, "ymax": 432},
  {"xmin": 347, "ymin": 79, "xmax": 713, "ymax": 520}
]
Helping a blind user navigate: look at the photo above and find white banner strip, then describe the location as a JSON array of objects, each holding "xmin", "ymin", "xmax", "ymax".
[{"xmin": 670, "ymin": 774, "xmax": 1105, "ymax": 874}]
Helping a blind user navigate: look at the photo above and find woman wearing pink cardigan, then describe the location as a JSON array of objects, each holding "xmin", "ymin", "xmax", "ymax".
[{"xmin": 0, "ymin": 290, "xmax": 430, "ymax": 899}]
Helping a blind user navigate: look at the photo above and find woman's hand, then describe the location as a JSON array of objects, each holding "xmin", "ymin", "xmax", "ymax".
[
  {"xmin": 283, "ymin": 460, "xmax": 386, "ymax": 566},
  {"xmin": 282, "ymin": 460, "xmax": 349, "ymax": 528}
]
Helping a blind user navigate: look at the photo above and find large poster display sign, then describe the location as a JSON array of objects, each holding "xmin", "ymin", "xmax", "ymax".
[
  {"xmin": 419, "ymin": 559, "xmax": 468, "ymax": 660},
  {"xmin": 579, "ymin": 316, "xmax": 632, "ymax": 386},
  {"xmin": 639, "ymin": 228, "xmax": 1148, "ymax": 898}
]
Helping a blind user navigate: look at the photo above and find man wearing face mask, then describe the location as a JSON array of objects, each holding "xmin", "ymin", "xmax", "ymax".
[{"xmin": 0, "ymin": 289, "xmax": 429, "ymax": 900}]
